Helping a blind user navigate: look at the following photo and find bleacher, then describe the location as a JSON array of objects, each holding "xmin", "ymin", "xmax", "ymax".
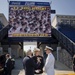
[
  {"xmin": 52, "ymin": 24, "xmax": 75, "ymax": 56},
  {"xmin": 0, "ymin": 25, "xmax": 2, "ymax": 30},
  {"xmin": 0, "ymin": 24, "xmax": 11, "ymax": 41},
  {"xmin": 58, "ymin": 24, "xmax": 75, "ymax": 42},
  {"xmin": 0, "ymin": 21, "xmax": 4, "ymax": 30}
]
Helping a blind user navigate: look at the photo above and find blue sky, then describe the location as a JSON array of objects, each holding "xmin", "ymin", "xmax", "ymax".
[{"xmin": 0, "ymin": 0, "xmax": 75, "ymax": 20}]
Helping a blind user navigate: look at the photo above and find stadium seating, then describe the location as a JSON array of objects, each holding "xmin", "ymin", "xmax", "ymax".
[
  {"xmin": 0, "ymin": 21, "xmax": 4, "ymax": 30},
  {"xmin": 0, "ymin": 24, "xmax": 2, "ymax": 30},
  {"xmin": 58, "ymin": 24, "xmax": 75, "ymax": 42},
  {"xmin": 52, "ymin": 24, "xmax": 75, "ymax": 56}
]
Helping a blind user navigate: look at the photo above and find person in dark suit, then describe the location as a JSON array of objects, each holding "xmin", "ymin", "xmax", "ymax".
[
  {"xmin": 33, "ymin": 48, "xmax": 44, "ymax": 75},
  {"xmin": 4, "ymin": 54, "xmax": 12, "ymax": 75},
  {"xmin": 0, "ymin": 54, "xmax": 6, "ymax": 75},
  {"xmin": 23, "ymin": 50, "xmax": 37, "ymax": 75},
  {"xmin": 73, "ymin": 54, "xmax": 75, "ymax": 72}
]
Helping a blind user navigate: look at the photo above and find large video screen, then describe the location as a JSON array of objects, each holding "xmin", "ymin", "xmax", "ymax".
[{"xmin": 8, "ymin": 1, "xmax": 51, "ymax": 37}]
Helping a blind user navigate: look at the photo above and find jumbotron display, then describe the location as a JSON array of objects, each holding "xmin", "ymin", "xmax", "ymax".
[{"xmin": 8, "ymin": 1, "xmax": 51, "ymax": 37}]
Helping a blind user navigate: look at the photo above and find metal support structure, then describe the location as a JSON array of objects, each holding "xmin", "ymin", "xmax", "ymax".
[{"xmin": 57, "ymin": 46, "xmax": 61, "ymax": 61}]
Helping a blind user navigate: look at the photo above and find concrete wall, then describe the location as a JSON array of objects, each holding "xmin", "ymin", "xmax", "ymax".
[
  {"xmin": 52, "ymin": 16, "xmax": 57, "ymax": 28},
  {"xmin": 1, "ymin": 45, "xmax": 23, "ymax": 58},
  {"xmin": 58, "ymin": 49, "xmax": 73, "ymax": 69}
]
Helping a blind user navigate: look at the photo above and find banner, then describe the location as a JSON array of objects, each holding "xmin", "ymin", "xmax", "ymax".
[{"xmin": 8, "ymin": 1, "xmax": 51, "ymax": 37}]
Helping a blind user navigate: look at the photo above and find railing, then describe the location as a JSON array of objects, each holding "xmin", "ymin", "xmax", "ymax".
[
  {"xmin": 0, "ymin": 25, "xmax": 11, "ymax": 41},
  {"xmin": 52, "ymin": 26, "xmax": 75, "ymax": 56}
]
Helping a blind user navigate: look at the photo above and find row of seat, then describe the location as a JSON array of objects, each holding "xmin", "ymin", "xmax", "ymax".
[{"xmin": 58, "ymin": 24, "xmax": 75, "ymax": 42}]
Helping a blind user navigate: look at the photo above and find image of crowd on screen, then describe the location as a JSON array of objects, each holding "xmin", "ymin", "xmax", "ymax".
[{"xmin": 8, "ymin": 6, "xmax": 51, "ymax": 36}]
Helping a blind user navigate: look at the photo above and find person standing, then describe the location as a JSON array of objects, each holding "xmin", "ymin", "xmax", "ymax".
[
  {"xmin": 33, "ymin": 48, "xmax": 44, "ymax": 75},
  {"xmin": 44, "ymin": 46, "xmax": 55, "ymax": 75},
  {"xmin": 4, "ymin": 54, "xmax": 12, "ymax": 75},
  {"xmin": 23, "ymin": 50, "xmax": 37, "ymax": 75},
  {"xmin": 73, "ymin": 54, "xmax": 75, "ymax": 72}
]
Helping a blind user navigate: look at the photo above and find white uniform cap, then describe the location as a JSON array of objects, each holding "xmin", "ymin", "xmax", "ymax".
[
  {"xmin": 34, "ymin": 48, "xmax": 40, "ymax": 52},
  {"xmin": 45, "ymin": 46, "xmax": 53, "ymax": 51}
]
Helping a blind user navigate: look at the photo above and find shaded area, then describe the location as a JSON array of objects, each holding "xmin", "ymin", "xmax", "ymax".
[
  {"xmin": 55, "ymin": 61, "xmax": 71, "ymax": 71},
  {"xmin": 12, "ymin": 58, "xmax": 24, "ymax": 75},
  {"xmin": 0, "ymin": 21, "xmax": 4, "ymax": 30}
]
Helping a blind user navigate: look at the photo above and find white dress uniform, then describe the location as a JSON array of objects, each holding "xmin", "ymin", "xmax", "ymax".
[{"xmin": 45, "ymin": 53, "xmax": 55, "ymax": 75}]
